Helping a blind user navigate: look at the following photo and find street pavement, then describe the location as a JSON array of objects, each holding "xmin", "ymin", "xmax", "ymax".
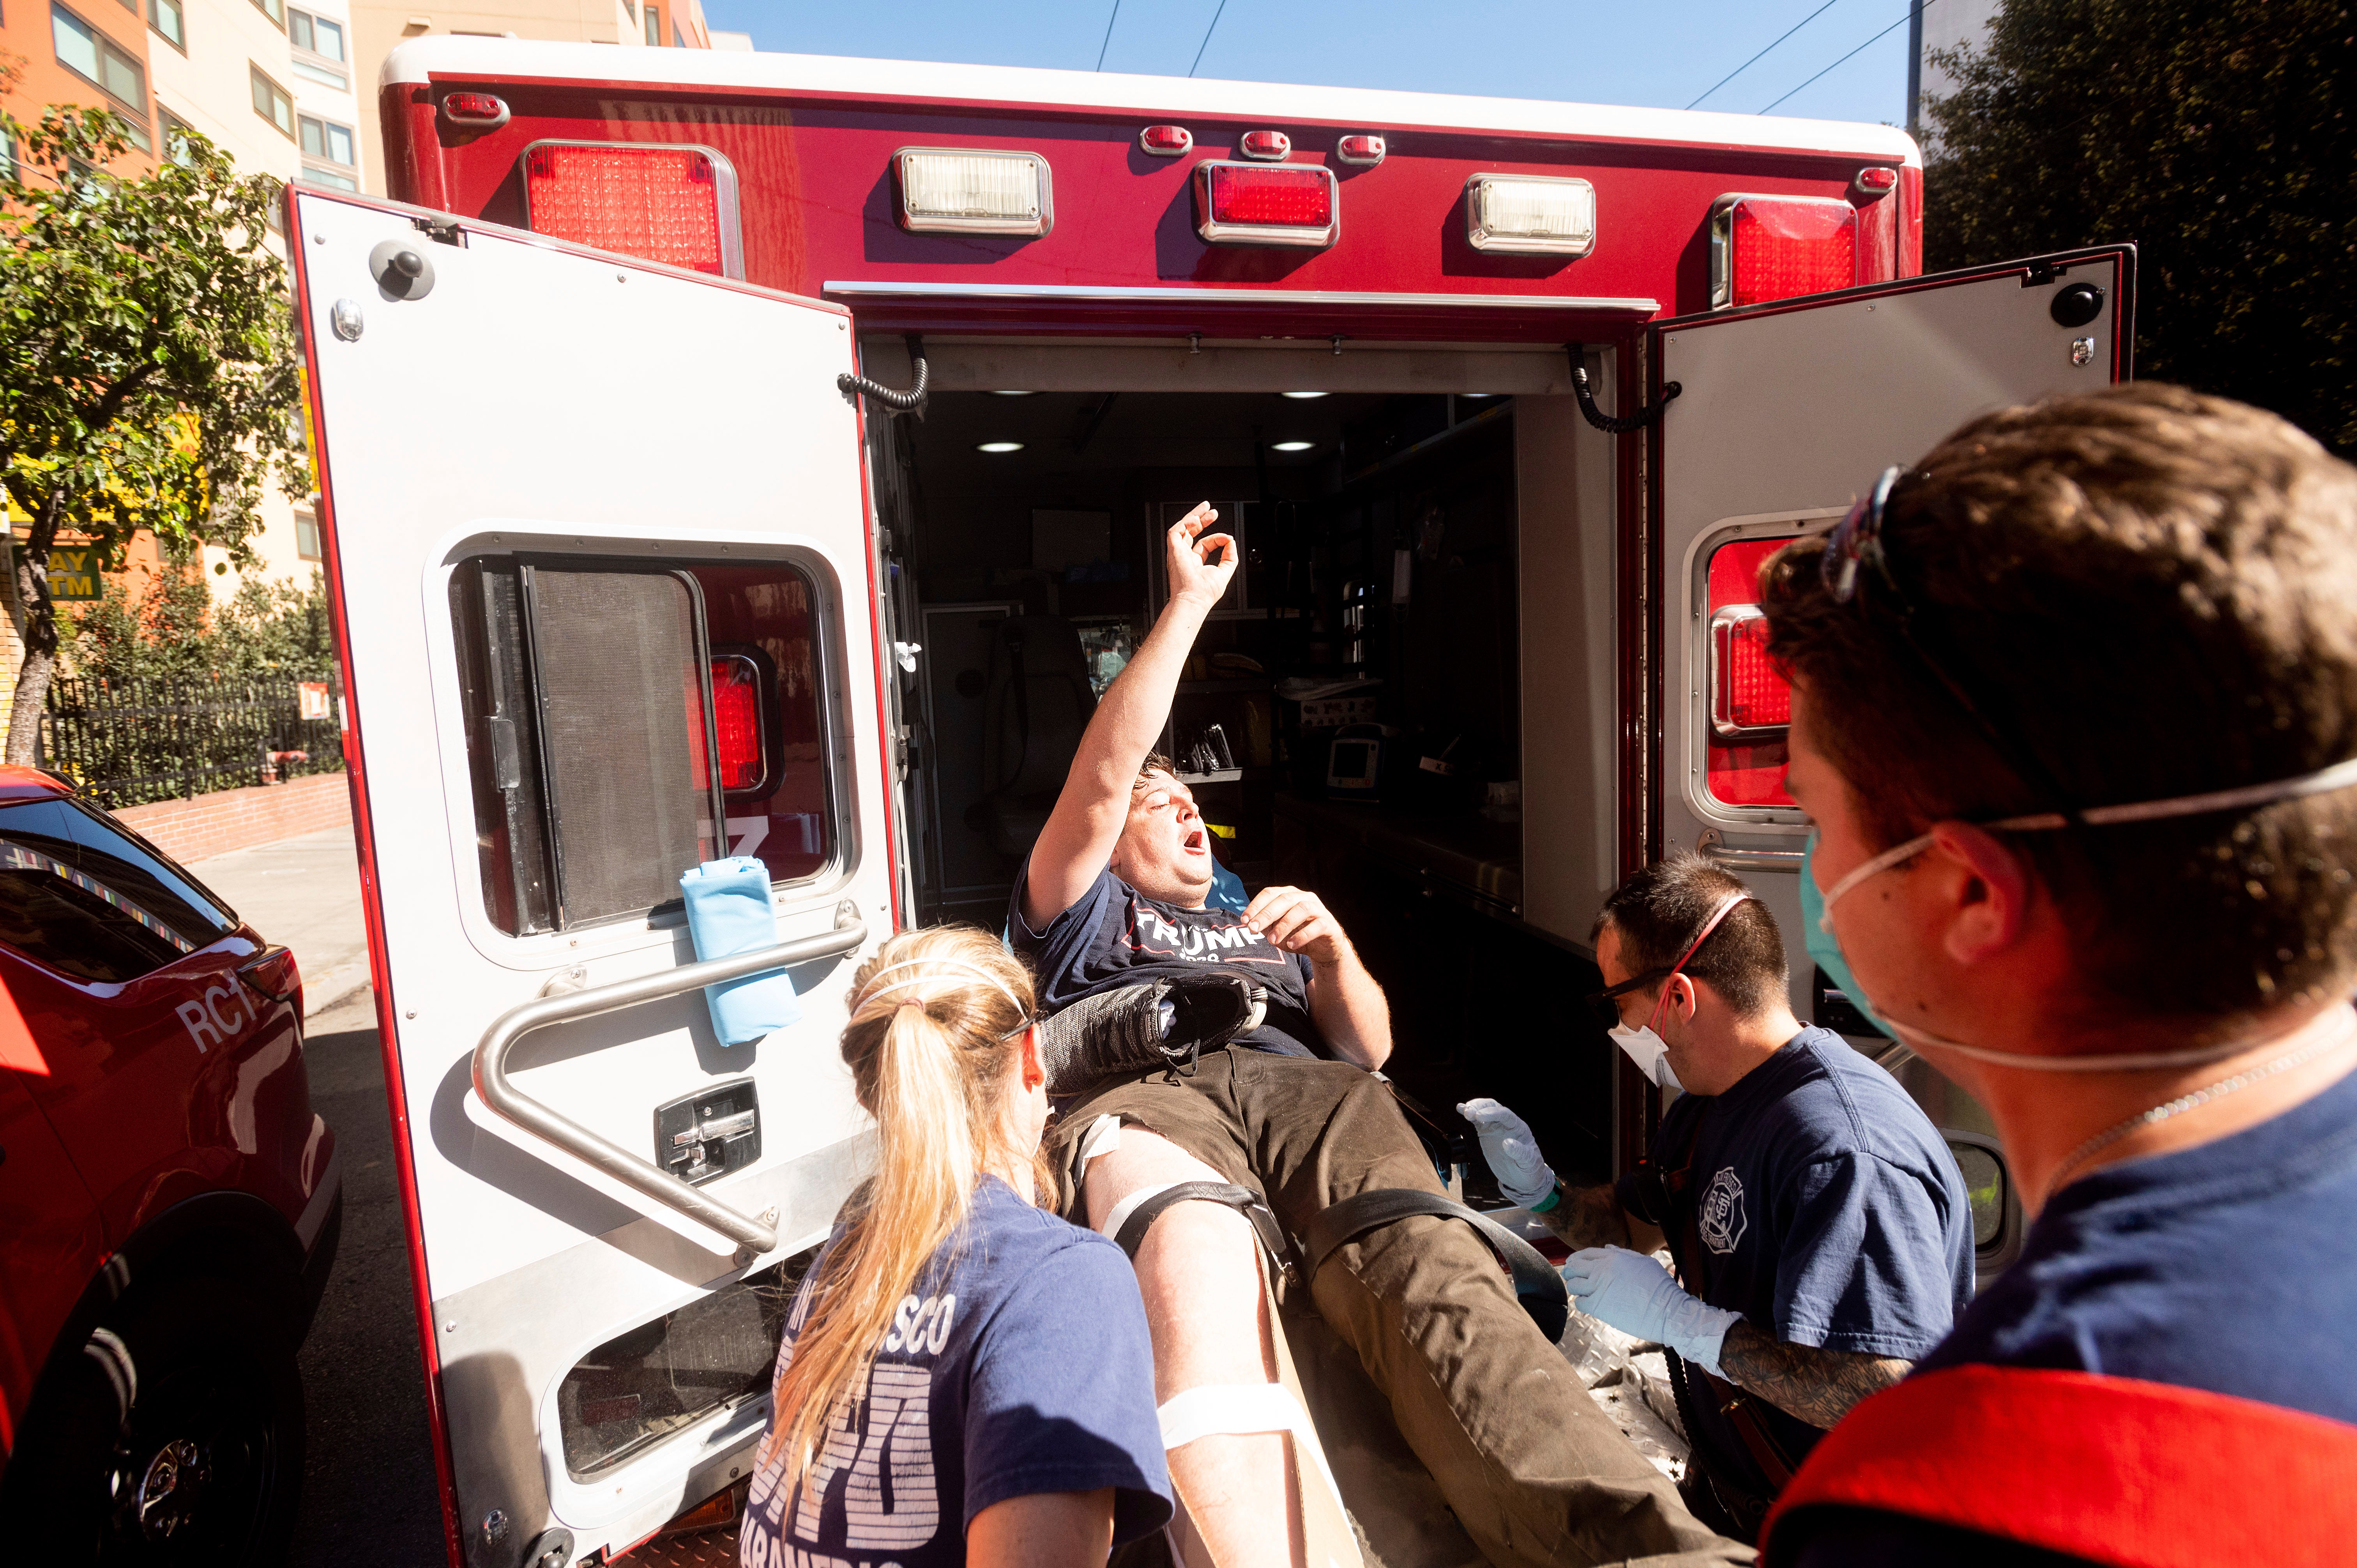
[
  {"xmin": 188, "ymin": 826, "xmax": 373, "ymax": 1018},
  {"xmin": 293, "ymin": 986, "xmax": 447, "ymax": 1566}
]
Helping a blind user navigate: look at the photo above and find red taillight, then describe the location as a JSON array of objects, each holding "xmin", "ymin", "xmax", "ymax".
[
  {"xmin": 1195, "ymin": 162, "xmax": 1337, "ymax": 247},
  {"xmin": 237, "ymin": 945, "xmax": 303, "ymax": 1009},
  {"xmin": 1705, "ymin": 538, "xmax": 1795, "ymax": 806},
  {"xmin": 442, "ymin": 91, "xmax": 509, "ymax": 127},
  {"xmin": 1238, "ymin": 129, "xmax": 1291, "ymax": 161},
  {"xmin": 1855, "ymin": 165, "xmax": 1898, "ymax": 195},
  {"xmin": 522, "ymin": 143, "xmax": 732, "ymax": 275},
  {"xmin": 1140, "ymin": 124, "xmax": 1192, "ymax": 156},
  {"xmin": 1335, "ymin": 134, "xmax": 1385, "ymax": 166},
  {"xmin": 710, "ymin": 656, "xmax": 765, "ymax": 793},
  {"xmin": 1709, "ymin": 194, "xmax": 1857, "ymax": 310}
]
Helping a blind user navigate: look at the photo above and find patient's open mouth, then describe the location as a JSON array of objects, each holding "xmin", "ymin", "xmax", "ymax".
[{"xmin": 1183, "ymin": 827, "xmax": 1208, "ymax": 853}]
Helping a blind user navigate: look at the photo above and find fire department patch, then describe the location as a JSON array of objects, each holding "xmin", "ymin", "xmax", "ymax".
[{"xmin": 1699, "ymin": 1167, "xmax": 1747, "ymax": 1255}]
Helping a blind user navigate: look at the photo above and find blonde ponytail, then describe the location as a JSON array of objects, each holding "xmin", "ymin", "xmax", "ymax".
[{"xmin": 760, "ymin": 927, "xmax": 1038, "ymax": 1501}]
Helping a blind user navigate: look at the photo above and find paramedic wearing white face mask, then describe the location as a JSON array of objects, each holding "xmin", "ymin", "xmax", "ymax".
[
  {"xmin": 1459, "ymin": 853, "xmax": 1972, "ymax": 1543},
  {"xmin": 1753, "ymin": 386, "xmax": 2357, "ymax": 1568}
]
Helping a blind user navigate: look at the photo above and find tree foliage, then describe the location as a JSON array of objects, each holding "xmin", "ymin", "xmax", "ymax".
[
  {"xmin": 0, "ymin": 105, "xmax": 308, "ymax": 761},
  {"xmin": 1922, "ymin": 0, "xmax": 2357, "ymax": 454},
  {"xmin": 69, "ymin": 560, "xmax": 332, "ymax": 684}
]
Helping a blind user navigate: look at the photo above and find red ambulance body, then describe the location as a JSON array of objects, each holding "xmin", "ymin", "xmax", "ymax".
[{"xmin": 292, "ymin": 40, "xmax": 2129, "ymax": 1566}]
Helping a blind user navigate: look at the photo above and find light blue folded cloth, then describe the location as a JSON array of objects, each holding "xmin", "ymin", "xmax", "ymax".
[{"xmin": 680, "ymin": 857, "xmax": 802, "ymax": 1046}]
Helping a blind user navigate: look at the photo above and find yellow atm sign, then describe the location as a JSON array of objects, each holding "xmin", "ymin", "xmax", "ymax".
[{"xmin": 48, "ymin": 549, "xmax": 101, "ymax": 602}]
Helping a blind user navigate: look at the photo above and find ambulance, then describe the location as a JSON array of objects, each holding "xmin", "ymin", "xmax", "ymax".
[{"xmin": 292, "ymin": 38, "xmax": 2131, "ymax": 1567}]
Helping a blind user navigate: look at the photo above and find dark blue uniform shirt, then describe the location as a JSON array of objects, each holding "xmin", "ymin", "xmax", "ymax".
[{"xmin": 1617, "ymin": 1028, "xmax": 1974, "ymax": 1502}]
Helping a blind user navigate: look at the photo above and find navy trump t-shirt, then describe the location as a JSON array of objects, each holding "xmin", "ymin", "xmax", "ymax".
[
  {"xmin": 1617, "ymin": 1028, "xmax": 1974, "ymax": 1501},
  {"xmin": 1009, "ymin": 862, "xmax": 1322, "ymax": 1058},
  {"xmin": 740, "ymin": 1177, "xmax": 1171, "ymax": 1568}
]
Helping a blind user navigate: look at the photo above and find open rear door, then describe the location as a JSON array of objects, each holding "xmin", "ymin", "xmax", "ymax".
[
  {"xmin": 288, "ymin": 187, "xmax": 900, "ymax": 1568},
  {"xmin": 1647, "ymin": 245, "xmax": 2133, "ymax": 1273}
]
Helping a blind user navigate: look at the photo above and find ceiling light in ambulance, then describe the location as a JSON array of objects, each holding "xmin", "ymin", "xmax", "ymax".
[
  {"xmin": 1854, "ymin": 166, "xmax": 1898, "ymax": 196},
  {"xmin": 520, "ymin": 141, "xmax": 742, "ymax": 277},
  {"xmin": 991, "ymin": 389, "xmax": 1038, "ymax": 396},
  {"xmin": 442, "ymin": 91, "xmax": 509, "ymax": 129},
  {"xmin": 1280, "ymin": 391, "xmax": 1329, "ymax": 399},
  {"xmin": 1708, "ymin": 194, "xmax": 1856, "ymax": 311},
  {"xmin": 976, "ymin": 441, "xmax": 1025, "ymax": 454},
  {"xmin": 1336, "ymin": 135, "xmax": 1386, "ymax": 166},
  {"xmin": 1238, "ymin": 130, "xmax": 1292, "ymax": 161},
  {"xmin": 1194, "ymin": 161, "xmax": 1338, "ymax": 248},
  {"xmin": 1464, "ymin": 174, "xmax": 1596, "ymax": 255},
  {"xmin": 1270, "ymin": 440, "xmax": 1315, "ymax": 452},
  {"xmin": 1140, "ymin": 124, "xmax": 1193, "ymax": 156},
  {"xmin": 894, "ymin": 148, "xmax": 1053, "ymax": 237}
]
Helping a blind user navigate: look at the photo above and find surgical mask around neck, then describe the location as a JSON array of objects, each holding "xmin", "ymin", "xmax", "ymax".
[
  {"xmin": 1609, "ymin": 1023, "xmax": 1683, "ymax": 1092},
  {"xmin": 1809, "ymin": 752, "xmax": 2357, "ymax": 1073}
]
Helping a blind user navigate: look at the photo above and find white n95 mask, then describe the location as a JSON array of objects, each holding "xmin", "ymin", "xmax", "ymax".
[{"xmin": 1609, "ymin": 1024, "xmax": 1682, "ymax": 1093}]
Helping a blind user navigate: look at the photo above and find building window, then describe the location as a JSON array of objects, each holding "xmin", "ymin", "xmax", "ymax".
[
  {"xmin": 251, "ymin": 64, "xmax": 295, "ymax": 139},
  {"xmin": 252, "ymin": 0, "xmax": 283, "ymax": 27},
  {"xmin": 159, "ymin": 105, "xmax": 197, "ymax": 166},
  {"xmin": 295, "ymin": 513, "xmax": 324, "ymax": 561},
  {"xmin": 147, "ymin": 0, "xmax": 184, "ymax": 50},
  {"xmin": 288, "ymin": 7, "xmax": 347, "ymax": 88},
  {"xmin": 53, "ymin": 5, "xmax": 152, "ymax": 151},
  {"xmin": 644, "ymin": 6, "xmax": 659, "ymax": 45},
  {"xmin": 672, "ymin": 19, "xmax": 684, "ymax": 46},
  {"xmin": 298, "ymin": 113, "xmax": 357, "ymax": 189}
]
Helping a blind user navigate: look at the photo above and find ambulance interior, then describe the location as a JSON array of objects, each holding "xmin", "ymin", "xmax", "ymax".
[{"xmin": 882, "ymin": 343, "xmax": 1634, "ymax": 1190}]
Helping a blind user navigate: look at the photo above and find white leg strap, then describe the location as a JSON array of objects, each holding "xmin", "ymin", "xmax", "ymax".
[
  {"xmin": 1076, "ymin": 1112, "xmax": 1125, "ymax": 1169},
  {"xmin": 1158, "ymin": 1384, "xmax": 1350, "ymax": 1526},
  {"xmin": 1100, "ymin": 1177, "xmax": 1189, "ymax": 1244}
]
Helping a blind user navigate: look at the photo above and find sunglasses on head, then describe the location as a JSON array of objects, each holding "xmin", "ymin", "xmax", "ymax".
[{"xmin": 1819, "ymin": 465, "xmax": 2083, "ymax": 825}]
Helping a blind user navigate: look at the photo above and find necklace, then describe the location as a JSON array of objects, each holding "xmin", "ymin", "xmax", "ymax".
[{"xmin": 2042, "ymin": 1011, "xmax": 2357, "ymax": 1203}]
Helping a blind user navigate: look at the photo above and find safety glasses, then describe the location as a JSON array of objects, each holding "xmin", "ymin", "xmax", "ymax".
[
  {"xmin": 1584, "ymin": 968, "xmax": 1671, "ymax": 1028},
  {"xmin": 1820, "ymin": 466, "xmax": 2082, "ymax": 824}
]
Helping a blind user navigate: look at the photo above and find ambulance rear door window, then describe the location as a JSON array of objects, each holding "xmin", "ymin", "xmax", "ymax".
[
  {"xmin": 449, "ymin": 554, "xmax": 837, "ymax": 935},
  {"xmin": 1704, "ymin": 536, "xmax": 1795, "ymax": 809}
]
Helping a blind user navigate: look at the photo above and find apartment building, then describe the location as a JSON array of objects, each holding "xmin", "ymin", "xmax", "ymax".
[{"xmin": 348, "ymin": 0, "xmax": 715, "ymax": 195}]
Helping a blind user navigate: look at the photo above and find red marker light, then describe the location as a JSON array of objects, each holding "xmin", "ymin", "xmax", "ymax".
[
  {"xmin": 1708, "ymin": 194, "xmax": 1857, "ymax": 309},
  {"xmin": 1855, "ymin": 166, "xmax": 1898, "ymax": 195},
  {"xmin": 1140, "ymin": 124, "xmax": 1192, "ymax": 156},
  {"xmin": 1238, "ymin": 129, "xmax": 1291, "ymax": 161},
  {"xmin": 442, "ymin": 91, "xmax": 509, "ymax": 127},
  {"xmin": 1206, "ymin": 164, "xmax": 1330, "ymax": 226},
  {"xmin": 710, "ymin": 656, "xmax": 765, "ymax": 793},
  {"xmin": 523, "ymin": 143, "xmax": 736, "ymax": 276},
  {"xmin": 1335, "ymin": 134, "xmax": 1385, "ymax": 166}
]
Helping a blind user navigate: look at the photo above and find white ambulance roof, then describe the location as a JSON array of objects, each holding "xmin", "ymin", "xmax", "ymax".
[{"xmin": 382, "ymin": 39, "xmax": 1922, "ymax": 169}]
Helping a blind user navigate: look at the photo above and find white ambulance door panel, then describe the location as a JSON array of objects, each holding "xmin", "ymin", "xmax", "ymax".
[
  {"xmin": 1652, "ymin": 247, "xmax": 2131, "ymax": 1022},
  {"xmin": 289, "ymin": 187, "xmax": 899, "ymax": 1568}
]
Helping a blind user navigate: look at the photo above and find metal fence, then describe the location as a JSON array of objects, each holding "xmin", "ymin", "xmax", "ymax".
[{"xmin": 42, "ymin": 671, "xmax": 346, "ymax": 809}]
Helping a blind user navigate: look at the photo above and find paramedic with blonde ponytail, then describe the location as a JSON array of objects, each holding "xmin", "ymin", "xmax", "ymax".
[{"xmin": 740, "ymin": 929, "xmax": 1172, "ymax": 1568}]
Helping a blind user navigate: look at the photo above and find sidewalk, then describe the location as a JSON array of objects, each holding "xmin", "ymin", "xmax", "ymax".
[{"xmin": 187, "ymin": 825, "xmax": 372, "ymax": 1018}]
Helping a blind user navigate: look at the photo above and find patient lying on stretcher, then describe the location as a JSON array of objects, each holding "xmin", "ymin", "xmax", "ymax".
[{"xmin": 1004, "ymin": 503, "xmax": 1743, "ymax": 1568}]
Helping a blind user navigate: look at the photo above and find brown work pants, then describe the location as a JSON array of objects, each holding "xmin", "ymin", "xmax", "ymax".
[{"xmin": 1048, "ymin": 1047, "xmax": 1751, "ymax": 1568}]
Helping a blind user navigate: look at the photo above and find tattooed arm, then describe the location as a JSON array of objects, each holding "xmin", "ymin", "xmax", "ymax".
[
  {"xmin": 1535, "ymin": 1181, "xmax": 1666, "ymax": 1255},
  {"xmin": 1716, "ymin": 1319, "xmax": 1911, "ymax": 1429}
]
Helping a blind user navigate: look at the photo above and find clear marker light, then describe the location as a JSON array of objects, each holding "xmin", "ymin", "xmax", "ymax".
[
  {"xmin": 1271, "ymin": 440, "xmax": 1315, "ymax": 452},
  {"xmin": 1280, "ymin": 391, "xmax": 1329, "ymax": 400},
  {"xmin": 976, "ymin": 441, "xmax": 1025, "ymax": 454},
  {"xmin": 990, "ymin": 389, "xmax": 1037, "ymax": 396}
]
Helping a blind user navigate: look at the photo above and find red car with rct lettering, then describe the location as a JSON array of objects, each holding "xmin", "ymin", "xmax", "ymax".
[{"xmin": 0, "ymin": 765, "xmax": 339, "ymax": 1561}]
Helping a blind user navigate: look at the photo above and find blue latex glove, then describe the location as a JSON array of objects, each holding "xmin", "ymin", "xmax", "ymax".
[
  {"xmin": 680, "ymin": 857, "xmax": 802, "ymax": 1046},
  {"xmin": 1563, "ymin": 1246, "xmax": 1742, "ymax": 1376},
  {"xmin": 1456, "ymin": 1097, "xmax": 1557, "ymax": 1208}
]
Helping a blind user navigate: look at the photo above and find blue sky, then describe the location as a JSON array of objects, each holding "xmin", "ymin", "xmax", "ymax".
[{"xmin": 700, "ymin": 1, "xmax": 1919, "ymax": 129}]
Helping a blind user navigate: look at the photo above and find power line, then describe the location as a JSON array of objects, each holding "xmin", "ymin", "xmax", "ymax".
[
  {"xmin": 1188, "ymin": 0, "xmax": 1229, "ymax": 77},
  {"xmin": 1686, "ymin": 0, "xmax": 1842, "ymax": 110},
  {"xmin": 1095, "ymin": 0, "xmax": 1123, "ymax": 71},
  {"xmin": 1759, "ymin": 0, "xmax": 1933, "ymax": 114}
]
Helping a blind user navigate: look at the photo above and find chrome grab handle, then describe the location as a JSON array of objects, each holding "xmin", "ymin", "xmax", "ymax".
[
  {"xmin": 1696, "ymin": 827, "xmax": 1806, "ymax": 872},
  {"xmin": 471, "ymin": 919, "xmax": 869, "ymax": 1255}
]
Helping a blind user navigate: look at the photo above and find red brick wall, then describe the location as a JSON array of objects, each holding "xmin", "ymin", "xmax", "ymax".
[{"xmin": 113, "ymin": 773, "xmax": 353, "ymax": 866}]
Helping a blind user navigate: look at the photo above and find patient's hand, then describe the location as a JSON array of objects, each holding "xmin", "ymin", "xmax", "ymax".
[
  {"xmin": 1243, "ymin": 885, "xmax": 1350, "ymax": 967},
  {"xmin": 1166, "ymin": 501, "xmax": 1238, "ymax": 609}
]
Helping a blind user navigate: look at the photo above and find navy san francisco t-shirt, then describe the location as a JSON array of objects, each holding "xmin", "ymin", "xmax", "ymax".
[
  {"xmin": 1009, "ymin": 862, "xmax": 1322, "ymax": 1058},
  {"xmin": 1617, "ymin": 1028, "xmax": 1974, "ymax": 1500},
  {"xmin": 740, "ymin": 1178, "xmax": 1171, "ymax": 1568},
  {"xmin": 1788, "ymin": 1043, "xmax": 2357, "ymax": 1566}
]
